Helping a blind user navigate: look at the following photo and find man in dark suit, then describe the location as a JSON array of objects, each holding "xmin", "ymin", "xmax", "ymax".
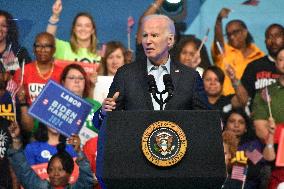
[{"xmin": 103, "ymin": 14, "xmax": 209, "ymax": 111}]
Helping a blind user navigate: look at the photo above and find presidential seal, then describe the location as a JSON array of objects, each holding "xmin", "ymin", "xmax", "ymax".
[{"xmin": 141, "ymin": 121, "xmax": 187, "ymax": 167}]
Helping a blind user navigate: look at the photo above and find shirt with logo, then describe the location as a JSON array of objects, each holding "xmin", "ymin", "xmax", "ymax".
[
  {"xmin": 24, "ymin": 141, "xmax": 77, "ymax": 165},
  {"xmin": 13, "ymin": 62, "xmax": 63, "ymax": 105},
  {"xmin": 241, "ymin": 56, "xmax": 281, "ymax": 100}
]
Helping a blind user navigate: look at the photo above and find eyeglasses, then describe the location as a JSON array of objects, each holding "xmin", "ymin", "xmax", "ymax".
[
  {"xmin": 34, "ymin": 44, "xmax": 54, "ymax": 50},
  {"xmin": 66, "ymin": 76, "xmax": 85, "ymax": 81},
  {"xmin": 225, "ymin": 29, "xmax": 243, "ymax": 38}
]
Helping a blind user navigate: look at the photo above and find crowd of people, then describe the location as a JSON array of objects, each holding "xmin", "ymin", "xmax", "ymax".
[{"xmin": 0, "ymin": 0, "xmax": 283, "ymax": 188}]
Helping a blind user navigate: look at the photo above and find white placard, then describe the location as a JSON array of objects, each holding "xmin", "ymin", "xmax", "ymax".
[{"xmin": 93, "ymin": 76, "xmax": 114, "ymax": 104}]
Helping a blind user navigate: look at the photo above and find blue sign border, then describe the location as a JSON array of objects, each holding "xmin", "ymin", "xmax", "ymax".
[{"xmin": 28, "ymin": 80, "xmax": 92, "ymax": 137}]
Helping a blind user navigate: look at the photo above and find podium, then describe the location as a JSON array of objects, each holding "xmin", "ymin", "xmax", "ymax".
[{"xmin": 97, "ymin": 110, "xmax": 226, "ymax": 189}]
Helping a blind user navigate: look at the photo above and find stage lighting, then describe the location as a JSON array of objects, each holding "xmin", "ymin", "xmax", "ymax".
[
  {"xmin": 160, "ymin": 0, "xmax": 186, "ymax": 22},
  {"xmin": 161, "ymin": 0, "xmax": 183, "ymax": 15}
]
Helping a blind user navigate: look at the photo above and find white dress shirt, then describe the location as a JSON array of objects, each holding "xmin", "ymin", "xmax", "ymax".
[{"xmin": 147, "ymin": 57, "xmax": 171, "ymax": 110}]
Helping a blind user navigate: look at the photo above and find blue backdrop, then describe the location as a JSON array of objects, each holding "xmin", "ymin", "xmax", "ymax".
[{"xmin": 1, "ymin": 0, "xmax": 283, "ymax": 59}]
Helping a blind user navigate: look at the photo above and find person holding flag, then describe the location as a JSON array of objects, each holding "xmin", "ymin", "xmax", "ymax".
[
  {"xmin": 127, "ymin": 16, "xmax": 135, "ymax": 51},
  {"xmin": 12, "ymin": 32, "xmax": 63, "ymax": 132},
  {"xmin": 0, "ymin": 10, "xmax": 31, "ymax": 74},
  {"xmin": 0, "ymin": 80, "xmax": 22, "ymax": 189},
  {"xmin": 212, "ymin": 8, "xmax": 264, "ymax": 95},
  {"xmin": 175, "ymin": 35, "xmax": 211, "ymax": 77},
  {"xmin": 222, "ymin": 108, "xmax": 269, "ymax": 189},
  {"xmin": 253, "ymin": 47, "xmax": 284, "ymax": 189}
]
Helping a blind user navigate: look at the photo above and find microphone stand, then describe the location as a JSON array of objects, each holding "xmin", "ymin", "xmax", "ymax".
[
  {"xmin": 152, "ymin": 91, "xmax": 163, "ymax": 110},
  {"xmin": 147, "ymin": 74, "xmax": 174, "ymax": 110},
  {"xmin": 152, "ymin": 89, "xmax": 173, "ymax": 111}
]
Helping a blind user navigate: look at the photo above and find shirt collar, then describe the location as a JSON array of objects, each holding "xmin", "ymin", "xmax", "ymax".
[{"xmin": 147, "ymin": 56, "xmax": 171, "ymax": 74}]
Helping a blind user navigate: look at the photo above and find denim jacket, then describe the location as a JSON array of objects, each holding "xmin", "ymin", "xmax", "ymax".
[{"xmin": 8, "ymin": 148, "xmax": 94, "ymax": 189}]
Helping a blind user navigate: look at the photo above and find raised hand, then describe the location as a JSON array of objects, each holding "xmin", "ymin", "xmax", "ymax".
[
  {"xmin": 66, "ymin": 134, "xmax": 81, "ymax": 152},
  {"xmin": 155, "ymin": 0, "xmax": 165, "ymax": 5},
  {"xmin": 225, "ymin": 63, "xmax": 236, "ymax": 81},
  {"xmin": 267, "ymin": 117, "xmax": 276, "ymax": 135},
  {"xmin": 217, "ymin": 8, "xmax": 231, "ymax": 20},
  {"xmin": 8, "ymin": 121, "xmax": 22, "ymax": 150},
  {"xmin": 102, "ymin": 92, "xmax": 119, "ymax": 112},
  {"xmin": 8, "ymin": 122, "xmax": 21, "ymax": 139},
  {"xmin": 52, "ymin": 0, "xmax": 62, "ymax": 18},
  {"xmin": 16, "ymin": 86, "xmax": 27, "ymax": 104},
  {"xmin": 89, "ymin": 71, "xmax": 97, "ymax": 88},
  {"xmin": 191, "ymin": 51, "xmax": 201, "ymax": 69}
]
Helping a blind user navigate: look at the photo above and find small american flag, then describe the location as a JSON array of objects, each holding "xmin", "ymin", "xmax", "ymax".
[
  {"xmin": 245, "ymin": 149, "xmax": 263, "ymax": 165},
  {"xmin": 43, "ymin": 99, "xmax": 49, "ymax": 105},
  {"xmin": 76, "ymin": 119, "xmax": 82, "ymax": 126},
  {"xmin": 231, "ymin": 165, "xmax": 247, "ymax": 182},
  {"xmin": 242, "ymin": 0, "xmax": 260, "ymax": 6},
  {"xmin": 6, "ymin": 79, "xmax": 18, "ymax": 101},
  {"xmin": 127, "ymin": 16, "xmax": 135, "ymax": 33}
]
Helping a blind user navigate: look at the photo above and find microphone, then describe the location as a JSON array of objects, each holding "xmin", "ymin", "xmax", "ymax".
[
  {"xmin": 163, "ymin": 74, "xmax": 174, "ymax": 104},
  {"xmin": 147, "ymin": 74, "xmax": 162, "ymax": 109},
  {"xmin": 147, "ymin": 74, "xmax": 158, "ymax": 94},
  {"xmin": 163, "ymin": 74, "xmax": 174, "ymax": 96}
]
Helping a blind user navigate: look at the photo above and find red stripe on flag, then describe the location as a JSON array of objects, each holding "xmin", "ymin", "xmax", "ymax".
[
  {"xmin": 127, "ymin": 16, "xmax": 135, "ymax": 33},
  {"xmin": 231, "ymin": 165, "xmax": 247, "ymax": 181},
  {"xmin": 6, "ymin": 79, "xmax": 18, "ymax": 100},
  {"xmin": 242, "ymin": 0, "xmax": 259, "ymax": 6},
  {"xmin": 127, "ymin": 16, "xmax": 135, "ymax": 27}
]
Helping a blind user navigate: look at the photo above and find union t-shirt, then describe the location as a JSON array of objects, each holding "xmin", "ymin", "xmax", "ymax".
[{"xmin": 13, "ymin": 62, "xmax": 63, "ymax": 105}]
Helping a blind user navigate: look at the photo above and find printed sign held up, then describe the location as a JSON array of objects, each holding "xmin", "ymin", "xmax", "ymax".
[{"xmin": 28, "ymin": 80, "xmax": 92, "ymax": 137}]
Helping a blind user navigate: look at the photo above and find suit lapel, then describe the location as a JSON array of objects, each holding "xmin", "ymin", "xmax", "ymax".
[
  {"xmin": 138, "ymin": 60, "xmax": 154, "ymax": 110},
  {"xmin": 165, "ymin": 61, "xmax": 182, "ymax": 110}
]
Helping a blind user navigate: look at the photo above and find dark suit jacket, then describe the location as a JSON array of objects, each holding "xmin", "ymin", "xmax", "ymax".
[{"xmin": 108, "ymin": 58, "xmax": 210, "ymax": 110}]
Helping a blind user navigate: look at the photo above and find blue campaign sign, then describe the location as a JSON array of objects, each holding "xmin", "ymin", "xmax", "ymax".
[{"xmin": 28, "ymin": 80, "xmax": 93, "ymax": 137}]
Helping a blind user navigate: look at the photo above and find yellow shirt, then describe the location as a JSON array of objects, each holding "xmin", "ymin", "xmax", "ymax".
[{"xmin": 212, "ymin": 43, "xmax": 264, "ymax": 95}]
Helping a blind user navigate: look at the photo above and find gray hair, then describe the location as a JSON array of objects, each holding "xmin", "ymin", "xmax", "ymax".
[{"xmin": 142, "ymin": 14, "xmax": 176, "ymax": 35}]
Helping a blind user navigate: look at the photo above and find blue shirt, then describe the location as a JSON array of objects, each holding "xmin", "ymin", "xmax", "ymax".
[
  {"xmin": 24, "ymin": 141, "xmax": 77, "ymax": 165},
  {"xmin": 147, "ymin": 57, "xmax": 171, "ymax": 110}
]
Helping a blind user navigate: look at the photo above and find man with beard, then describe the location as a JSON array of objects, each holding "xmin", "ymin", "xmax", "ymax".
[
  {"xmin": 235, "ymin": 24, "xmax": 284, "ymax": 189},
  {"xmin": 235, "ymin": 24, "xmax": 284, "ymax": 107},
  {"xmin": 252, "ymin": 47, "xmax": 284, "ymax": 189}
]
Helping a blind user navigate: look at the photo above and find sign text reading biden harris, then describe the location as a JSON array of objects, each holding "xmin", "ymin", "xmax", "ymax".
[{"xmin": 28, "ymin": 80, "xmax": 92, "ymax": 137}]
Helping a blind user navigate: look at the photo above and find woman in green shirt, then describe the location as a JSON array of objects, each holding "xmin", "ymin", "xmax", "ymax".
[
  {"xmin": 46, "ymin": 0, "xmax": 101, "ymax": 63},
  {"xmin": 60, "ymin": 64, "xmax": 101, "ymax": 143}
]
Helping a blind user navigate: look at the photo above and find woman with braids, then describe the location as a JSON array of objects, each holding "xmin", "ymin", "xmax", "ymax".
[{"xmin": 7, "ymin": 121, "xmax": 94, "ymax": 189}]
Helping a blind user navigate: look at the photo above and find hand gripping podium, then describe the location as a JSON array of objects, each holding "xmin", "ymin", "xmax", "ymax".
[{"xmin": 97, "ymin": 110, "xmax": 226, "ymax": 189}]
